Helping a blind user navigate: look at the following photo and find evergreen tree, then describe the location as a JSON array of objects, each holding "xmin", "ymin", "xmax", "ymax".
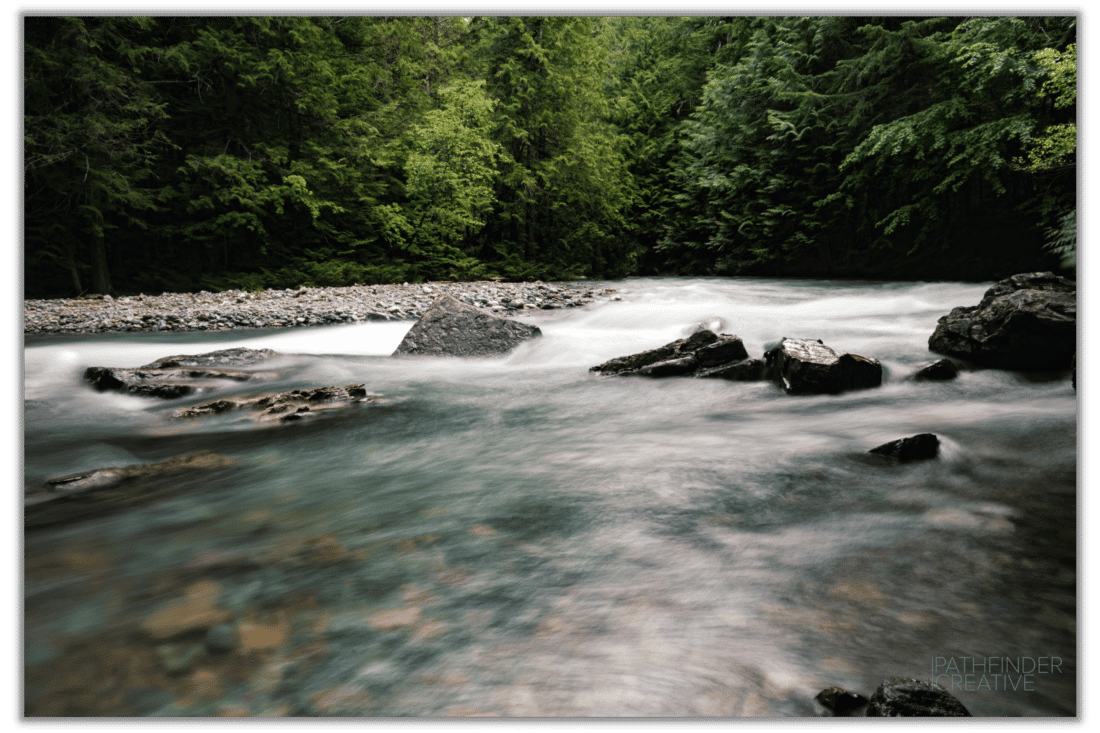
[
  {"xmin": 467, "ymin": 16, "xmax": 636, "ymax": 279},
  {"xmin": 25, "ymin": 16, "xmax": 174, "ymax": 294}
]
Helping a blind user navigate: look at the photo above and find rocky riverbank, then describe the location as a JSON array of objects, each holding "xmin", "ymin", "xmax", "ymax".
[{"xmin": 24, "ymin": 281, "xmax": 619, "ymax": 335}]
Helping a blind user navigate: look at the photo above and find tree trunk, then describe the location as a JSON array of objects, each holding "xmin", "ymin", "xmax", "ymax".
[
  {"xmin": 68, "ymin": 258, "xmax": 83, "ymax": 295},
  {"xmin": 89, "ymin": 233, "xmax": 113, "ymax": 295},
  {"xmin": 87, "ymin": 188, "xmax": 113, "ymax": 295}
]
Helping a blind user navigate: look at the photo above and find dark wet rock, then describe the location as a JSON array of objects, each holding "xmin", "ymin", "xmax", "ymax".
[
  {"xmin": 764, "ymin": 338, "xmax": 882, "ymax": 395},
  {"xmin": 1072, "ymin": 353, "xmax": 1076, "ymax": 390},
  {"xmin": 638, "ymin": 355, "xmax": 699, "ymax": 377},
  {"xmin": 869, "ymin": 433, "xmax": 940, "ymax": 462},
  {"xmin": 172, "ymin": 384, "xmax": 380, "ymax": 423},
  {"xmin": 591, "ymin": 331, "xmax": 761, "ymax": 383},
  {"xmin": 837, "ymin": 353, "xmax": 883, "ymax": 391},
  {"xmin": 694, "ymin": 358, "xmax": 767, "ymax": 381},
  {"xmin": 928, "ymin": 272, "xmax": 1076, "ymax": 370},
  {"xmin": 913, "ymin": 358, "xmax": 959, "ymax": 382},
  {"xmin": 865, "ymin": 677, "xmax": 971, "ymax": 717},
  {"xmin": 393, "ymin": 295, "xmax": 542, "ymax": 357},
  {"xmin": 143, "ymin": 347, "xmax": 279, "ymax": 369},
  {"xmin": 84, "ymin": 348, "xmax": 284, "ymax": 400},
  {"xmin": 814, "ymin": 687, "xmax": 868, "ymax": 717},
  {"xmin": 26, "ymin": 451, "xmax": 237, "ymax": 530},
  {"xmin": 695, "ymin": 337, "xmax": 750, "ymax": 367},
  {"xmin": 591, "ymin": 330, "xmax": 715, "ymax": 375}
]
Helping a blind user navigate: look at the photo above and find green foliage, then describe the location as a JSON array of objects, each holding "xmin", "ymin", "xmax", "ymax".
[
  {"xmin": 401, "ymin": 80, "xmax": 502, "ymax": 256},
  {"xmin": 1044, "ymin": 209, "xmax": 1076, "ymax": 268},
  {"xmin": 24, "ymin": 15, "xmax": 1076, "ymax": 297},
  {"xmin": 467, "ymin": 16, "xmax": 637, "ymax": 279}
]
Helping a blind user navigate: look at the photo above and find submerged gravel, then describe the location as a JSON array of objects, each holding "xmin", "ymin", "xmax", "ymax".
[{"xmin": 24, "ymin": 281, "xmax": 621, "ymax": 335}]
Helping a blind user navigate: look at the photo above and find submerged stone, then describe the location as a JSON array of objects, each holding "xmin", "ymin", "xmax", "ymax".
[
  {"xmin": 172, "ymin": 384, "xmax": 380, "ymax": 423},
  {"xmin": 83, "ymin": 348, "xmax": 284, "ymax": 400},
  {"xmin": 814, "ymin": 687, "xmax": 868, "ymax": 717},
  {"xmin": 913, "ymin": 358, "xmax": 959, "ymax": 382},
  {"xmin": 26, "ymin": 451, "xmax": 237, "ymax": 530},
  {"xmin": 869, "ymin": 433, "xmax": 940, "ymax": 462}
]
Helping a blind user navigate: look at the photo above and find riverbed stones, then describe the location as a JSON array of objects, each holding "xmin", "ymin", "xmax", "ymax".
[
  {"xmin": 83, "ymin": 348, "xmax": 284, "ymax": 399},
  {"xmin": 25, "ymin": 282, "xmax": 616, "ymax": 335},
  {"xmin": 928, "ymin": 271, "xmax": 1076, "ymax": 370},
  {"xmin": 913, "ymin": 358, "xmax": 959, "ymax": 382},
  {"xmin": 590, "ymin": 330, "xmax": 764, "ymax": 382},
  {"xmin": 764, "ymin": 338, "xmax": 882, "ymax": 395},
  {"xmin": 393, "ymin": 295, "xmax": 542, "ymax": 357},
  {"xmin": 172, "ymin": 384, "xmax": 380, "ymax": 423},
  {"xmin": 869, "ymin": 434, "xmax": 940, "ymax": 462},
  {"xmin": 865, "ymin": 677, "xmax": 971, "ymax": 717},
  {"xmin": 141, "ymin": 581, "xmax": 232, "ymax": 641},
  {"xmin": 26, "ymin": 451, "xmax": 237, "ymax": 530}
]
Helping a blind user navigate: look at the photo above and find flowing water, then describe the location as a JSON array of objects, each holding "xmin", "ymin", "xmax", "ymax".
[{"xmin": 23, "ymin": 277, "xmax": 1076, "ymax": 717}]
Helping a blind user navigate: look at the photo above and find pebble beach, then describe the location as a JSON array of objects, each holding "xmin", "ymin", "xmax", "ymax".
[{"xmin": 24, "ymin": 281, "xmax": 620, "ymax": 335}]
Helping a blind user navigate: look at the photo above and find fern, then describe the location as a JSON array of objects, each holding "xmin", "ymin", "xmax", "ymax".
[{"xmin": 1044, "ymin": 209, "xmax": 1076, "ymax": 268}]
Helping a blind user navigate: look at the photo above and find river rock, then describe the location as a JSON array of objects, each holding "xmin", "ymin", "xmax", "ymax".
[
  {"xmin": 392, "ymin": 295, "xmax": 541, "ymax": 357},
  {"xmin": 84, "ymin": 348, "xmax": 284, "ymax": 399},
  {"xmin": 764, "ymin": 338, "xmax": 882, "ymax": 395},
  {"xmin": 172, "ymin": 384, "xmax": 380, "ymax": 423},
  {"xmin": 638, "ymin": 355, "xmax": 699, "ymax": 377},
  {"xmin": 869, "ymin": 433, "xmax": 940, "ymax": 462},
  {"xmin": 694, "ymin": 359, "xmax": 767, "ymax": 381},
  {"xmin": 928, "ymin": 272, "xmax": 1076, "ymax": 369},
  {"xmin": 26, "ymin": 451, "xmax": 236, "ymax": 530},
  {"xmin": 141, "ymin": 581, "xmax": 231, "ymax": 641},
  {"xmin": 865, "ymin": 677, "xmax": 971, "ymax": 717},
  {"xmin": 913, "ymin": 358, "xmax": 959, "ymax": 381},
  {"xmin": 813, "ymin": 687, "xmax": 868, "ymax": 717},
  {"xmin": 590, "ymin": 330, "xmax": 761, "ymax": 382}
]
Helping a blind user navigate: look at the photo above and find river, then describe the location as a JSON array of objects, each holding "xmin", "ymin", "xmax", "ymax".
[{"xmin": 23, "ymin": 276, "xmax": 1077, "ymax": 717}]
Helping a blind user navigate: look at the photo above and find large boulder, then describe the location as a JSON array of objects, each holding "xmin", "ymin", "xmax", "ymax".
[
  {"xmin": 928, "ymin": 272, "xmax": 1076, "ymax": 369},
  {"xmin": 590, "ymin": 330, "xmax": 764, "ymax": 381},
  {"xmin": 26, "ymin": 451, "xmax": 236, "ymax": 530},
  {"xmin": 172, "ymin": 384, "xmax": 381, "ymax": 423},
  {"xmin": 393, "ymin": 295, "xmax": 541, "ymax": 357},
  {"xmin": 865, "ymin": 678, "xmax": 971, "ymax": 717},
  {"xmin": 84, "ymin": 348, "xmax": 283, "ymax": 399},
  {"xmin": 764, "ymin": 338, "xmax": 882, "ymax": 395}
]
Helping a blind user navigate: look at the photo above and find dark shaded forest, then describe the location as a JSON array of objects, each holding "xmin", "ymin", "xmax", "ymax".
[{"xmin": 24, "ymin": 16, "xmax": 1076, "ymax": 298}]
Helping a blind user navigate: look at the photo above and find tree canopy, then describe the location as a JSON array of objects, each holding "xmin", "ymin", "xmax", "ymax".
[{"xmin": 24, "ymin": 15, "xmax": 1076, "ymax": 297}]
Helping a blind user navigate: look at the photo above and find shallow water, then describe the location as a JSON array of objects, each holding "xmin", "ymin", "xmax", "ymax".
[{"xmin": 23, "ymin": 277, "xmax": 1076, "ymax": 717}]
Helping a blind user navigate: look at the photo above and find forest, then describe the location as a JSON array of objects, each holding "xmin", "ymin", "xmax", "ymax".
[{"xmin": 23, "ymin": 15, "xmax": 1077, "ymax": 298}]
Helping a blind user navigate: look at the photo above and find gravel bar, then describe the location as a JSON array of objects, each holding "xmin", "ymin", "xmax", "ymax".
[{"xmin": 24, "ymin": 281, "xmax": 622, "ymax": 335}]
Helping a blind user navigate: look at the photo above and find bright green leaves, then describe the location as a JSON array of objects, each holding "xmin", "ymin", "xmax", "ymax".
[
  {"xmin": 403, "ymin": 80, "xmax": 501, "ymax": 245},
  {"xmin": 467, "ymin": 16, "xmax": 636, "ymax": 279},
  {"xmin": 1016, "ymin": 42, "xmax": 1076, "ymax": 173}
]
